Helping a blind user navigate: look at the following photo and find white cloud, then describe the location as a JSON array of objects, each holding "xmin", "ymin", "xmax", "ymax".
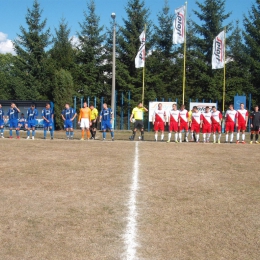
[
  {"xmin": 71, "ymin": 35, "xmax": 80, "ymax": 48},
  {"xmin": 0, "ymin": 32, "xmax": 15, "ymax": 55}
]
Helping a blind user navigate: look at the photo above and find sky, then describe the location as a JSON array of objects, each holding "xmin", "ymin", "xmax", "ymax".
[{"xmin": 0, "ymin": 0, "xmax": 255, "ymax": 55}]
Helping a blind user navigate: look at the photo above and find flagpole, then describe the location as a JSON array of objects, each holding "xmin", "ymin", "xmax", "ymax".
[
  {"xmin": 223, "ymin": 27, "xmax": 226, "ymax": 112},
  {"xmin": 142, "ymin": 24, "xmax": 146, "ymax": 104},
  {"xmin": 182, "ymin": 2, "xmax": 187, "ymax": 105}
]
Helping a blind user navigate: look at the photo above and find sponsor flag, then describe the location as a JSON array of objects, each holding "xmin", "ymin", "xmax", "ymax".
[
  {"xmin": 212, "ymin": 30, "xmax": 225, "ymax": 69},
  {"xmin": 135, "ymin": 30, "xmax": 145, "ymax": 68},
  {"xmin": 173, "ymin": 5, "xmax": 186, "ymax": 44}
]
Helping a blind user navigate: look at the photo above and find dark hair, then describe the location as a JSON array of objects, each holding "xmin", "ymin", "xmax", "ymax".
[
  {"xmin": 193, "ymin": 106, "xmax": 198, "ymax": 110},
  {"xmin": 90, "ymin": 103, "xmax": 94, "ymax": 107},
  {"xmin": 212, "ymin": 106, "xmax": 216, "ymax": 109},
  {"xmin": 205, "ymin": 106, "xmax": 209, "ymax": 109},
  {"xmin": 229, "ymin": 104, "xmax": 234, "ymax": 107},
  {"xmin": 254, "ymin": 105, "xmax": 259, "ymax": 108},
  {"xmin": 31, "ymin": 103, "xmax": 35, "ymax": 107}
]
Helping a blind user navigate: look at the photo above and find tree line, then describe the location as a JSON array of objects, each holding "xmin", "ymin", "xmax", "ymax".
[{"xmin": 0, "ymin": 0, "xmax": 260, "ymax": 129}]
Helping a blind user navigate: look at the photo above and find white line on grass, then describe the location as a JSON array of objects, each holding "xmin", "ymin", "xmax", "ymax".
[{"xmin": 124, "ymin": 141, "xmax": 139, "ymax": 260}]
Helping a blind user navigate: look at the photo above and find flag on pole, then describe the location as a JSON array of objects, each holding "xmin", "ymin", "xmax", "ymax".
[
  {"xmin": 173, "ymin": 5, "xmax": 186, "ymax": 44},
  {"xmin": 212, "ymin": 30, "xmax": 225, "ymax": 69},
  {"xmin": 135, "ymin": 30, "xmax": 146, "ymax": 68}
]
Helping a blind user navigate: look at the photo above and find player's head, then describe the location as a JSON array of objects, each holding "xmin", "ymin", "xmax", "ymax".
[
  {"xmin": 21, "ymin": 113, "xmax": 24, "ymax": 117},
  {"xmin": 240, "ymin": 103, "xmax": 244, "ymax": 109},
  {"xmin": 0, "ymin": 104, "xmax": 2, "ymax": 108},
  {"xmin": 90, "ymin": 103, "xmax": 94, "ymax": 109},
  {"xmin": 192, "ymin": 106, "xmax": 198, "ymax": 112},
  {"xmin": 180, "ymin": 104, "xmax": 185, "ymax": 110},
  {"xmin": 10, "ymin": 102, "xmax": 15, "ymax": 108},
  {"xmin": 46, "ymin": 103, "xmax": 50, "ymax": 109},
  {"xmin": 65, "ymin": 103, "xmax": 70, "ymax": 109},
  {"xmin": 158, "ymin": 103, "xmax": 162, "ymax": 110},
  {"xmin": 30, "ymin": 103, "xmax": 35, "ymax": 109},
  {"xmin": 103, "ymin": 103, "xmax": 108, "ymax": 109},
  {"xmin": 83, "ymin": 102, "xmax": 87, "ymax": 108},
  {"xmin": 229, "ymin": 104, "xmax": 234, "ymax": 110},
  {"xmin": 138, "ymin": 102, "xmax": 143, "ymax": 108},
  {"xmin": 254, "ymin": 105, "xmax": 259, "ymax": 112},
  {"xmin": 205, "ymin": 106, "xmax": 210, "ymax": 112},
  {"xmin": 212, "ymin": 106, "xmax": 217, "ymax": 112},
  {"xmin": 172, "ymin": 104, "xmax": 177, "ymax": 110}
]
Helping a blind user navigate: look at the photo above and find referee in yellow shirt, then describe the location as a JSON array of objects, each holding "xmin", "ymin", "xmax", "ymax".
[
  {"xmin": 129, "ymin": 102, "xmax": 148, "ymax": 141},
  {"xmin": 90, "ymin": 104, "xmax": 98, "ymax": 139}
]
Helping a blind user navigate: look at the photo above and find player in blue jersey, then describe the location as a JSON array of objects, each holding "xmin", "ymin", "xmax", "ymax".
[
  {"xmin": 61, "ymin": 103, "xmax": 77, "ymax": 139},
  {"xmin": 26, "ymin": 104, "xmax": 38, "ymax": 140},
  {"xmin": 42, "ymin": 103, "xmax": 54, "ymax": 140},
  {"xmin": 99, "ymin": 103, "xmax": 114, "ymax": 141},
  {"xmin": 7, "ymin": 102, "xmax": 20, "ymax": 139},
  {"xmin": 18, "ymin": 113, "xmax": 27, "ymax": 131},
  {"xmin": 0, "ymin": 104, "xmax": 5, "ymax": 138}
]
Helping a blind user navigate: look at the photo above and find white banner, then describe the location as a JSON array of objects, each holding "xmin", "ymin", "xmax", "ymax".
[
  {"xmin": 173, "ymin": 5, "xmax": 186, "ymax": 44},
  {"xmin": 135, "ymin": 30, "xmax": 146, "ymax": 68},
  {"xmin": 149, "ymin": 101, "xmax": 177, "ymax": 122},
  {"xmin": 189, "ymin": 102, "xmax": 217, "ymax": 113},
  {"xmin": 212, "ymin": 31, "xmax": 225, "ymax": 69}
]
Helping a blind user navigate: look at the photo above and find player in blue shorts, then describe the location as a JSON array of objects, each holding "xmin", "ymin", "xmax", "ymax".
[
  {"xmin": 61, "ymin": 103, "xmax": 77, "ymax": 139},
  {"xmin": 7, "ymin": 102, "xmax": 20, "ymax": 139},
  {"xmin": 42, "ymin": 103, "xmax": 54, "ymax": 139},
  {"xmin": 99, "ymin": 103, "xmax": 114, "ymax": 141},
  {"xmin": 26, "ymin": 104, "xmax": 38, "ymax": 140},
  {"xmin": 0, "ymin": 104, "xmax": 5, "ymax": 138},
  {"xmin": 18, "ymin": 113, "xmax": 27, "ymax": 131}
]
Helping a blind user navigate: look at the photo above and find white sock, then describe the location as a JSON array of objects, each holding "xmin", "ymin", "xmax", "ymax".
[
  {"xmin": 155, "ymin": 133, "xmax": 158, "ymax": 141},
  {"xmin": 191, "ymin": 133, "xmax": 194, "ymax": 140},
  {"xmin": 242, "ymin": 133, "xmax": 245, "ymax": 141},
  {"xmin": 196, "ymin": 134, "xmax": 199, "ymax": 141},
  {"xmin": 213, "ymin": 134, "xmax": 216, "ymax": 142},
  {"xmin": 226, "ymin": 134, "xmax": 229, "ymax": 142},
  {"xmin": 175, "ymin": 133, "xmax": 178, "ymax": 141},
  {"xmin": 179, "ymin": 132, "xmax": 182, "ymax": 140},
  {"xmin": 237, "ymin": 133, "xmax": 240, "ymax": 141},
  {"xmin": 230, "ymin": 133, "xmax": 234, "ymax": 142},
  {"xmin": 203, "ymin": 133, "xmax": 206, "ymax": 142},
  {"xmin": 218, "ymin": 134, "xmax": 221, "ymax": 141},
  {"xmin": 168, "ymin": 133, "xmax": 171, "ymax": 140},
  {"xmin": 161, "ymin": 134, "xmax": 164, "ymax": 140},
  {"xmin": 207, "ymin": 133, "xmax": 211, "ymax": 141},
  {"xmin": 185, "ymin": 132, "xmax": 189, "ymax": 139}
]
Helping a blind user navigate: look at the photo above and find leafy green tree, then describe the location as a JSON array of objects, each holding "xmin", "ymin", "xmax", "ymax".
[
  {"xmin": 53, "ymin": 69, "xmax": 74, "ymax": 129},
  {"xmin": 243, "ymin": 0, "xmax": 260, "ymax": 105},
  {"xmin": 74, "ymin": 0, "xmax": 107, "ymax": 99},
  {"xmin": 13, "ymin": 0, "xmax": 52, "ymax": 100}
]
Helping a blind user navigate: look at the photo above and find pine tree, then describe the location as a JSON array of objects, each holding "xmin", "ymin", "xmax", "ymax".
[
  {"xmin": 188, "ymin": 0, "xmax": 232, "ymax": 105},
  {"xmin": 74, "ymin": 0, "xmax": 106, "ymax": 99},
  {"xmin": 13, "ymin": 0, "xmax": 52, "ymax": 100},
  {"xmin": 243, "ymin": 0, "xmax": 260, "ymax": 105},
  {"xmin": 116, "ymin": 0, "xmax": 151, "ymax": 103}
]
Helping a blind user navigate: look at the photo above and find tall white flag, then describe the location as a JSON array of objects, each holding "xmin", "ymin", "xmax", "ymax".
[
  {"xmin": 212, "ymin": 30, "xmax": 225, "ymax": 69},
  {"xmin": 135, "ymin": 30, "xmax": 146, "ymax": 68},
  {"xmin": 173, "ymin": 5, "xmax": 186, "ymax": 44}
]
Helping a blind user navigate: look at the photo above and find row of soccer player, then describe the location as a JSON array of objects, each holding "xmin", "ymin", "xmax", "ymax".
[
  {"xmin": 0, "ymin": 102, "xmax": 113, "ymax": 140},
  {"xmin": 147, "ymin": 103, "xmax": 260, "ymax": 144},
  {"xmin": 128, "ymin": 102, "xmax": 260, "ymax": 144}
]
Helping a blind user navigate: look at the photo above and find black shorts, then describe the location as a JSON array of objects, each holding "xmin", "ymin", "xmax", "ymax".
[
  {"xmin": 91, "ymin": 120, "xmax": 98, "ymax": 129},
  {"xmin": 134, "ymin": 120, "xmax": 144, "ymax": 129},
  {"xmin": 251, "ymin": 125, "xmax": 259, "ymax": 132}
]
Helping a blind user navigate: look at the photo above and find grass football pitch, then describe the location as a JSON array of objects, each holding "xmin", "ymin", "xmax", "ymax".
[{"xmin": 0, "ymin": 130, "xmax": 259, "ymax": 260}]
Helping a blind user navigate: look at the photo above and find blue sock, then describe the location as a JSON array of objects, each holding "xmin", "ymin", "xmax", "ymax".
[
  {"xmin": 16, "ymin": 130, "xmax": 20, "ymax": 136},
  {"xmin": 111, "ymin": 131, "xmax": 114, "ymax": 138},
  {"xmin": 70, "ymin": 131, "xmax": 74, "ymax": 138},
  {"xmin": 103, "ymin": 131, "xmax": 106, "ymax": 139},
  {"xmin": 9, "ymin": 130, "xmax": 12, "ymax": 137},
  {"xmin": 66, "ymin": 131, "xmax": 69, "ymax": 137},
  {"xmin": 27, "ymin": 130, "xmax": 30, "ymax": 137},
  {"xmin": 44, "ymin": 129, "xmax": 47, "ymax": 137},
  {"xmin": 32, "ymin": 130, "xmax": 35, "ymax": 136},
  {"xmin": 50, "ymin": 129, "xmax": 53, "ymax": 137},
  {"xmin": 0, "ymin": 128, "xmax": 3, "ymax": 134}
]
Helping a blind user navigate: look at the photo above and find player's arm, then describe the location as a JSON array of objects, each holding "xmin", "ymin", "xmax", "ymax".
[
  {"xmin": 245, "ymin": 112, "xmax": 248, "ymax": 127},
  {"xmin": 142, "ymin": 106, "xmax": 148, "ymax": 112},
  {"xmin": 129, "ymin": 110, "xmax": 134, "ymax": 122},
  {"xmin": 14, "ymin": 105, "xmax": 20, "ymax": 113},
  {"xmin": 61, "ymin": 111, "xmax": 66, "ymax": 121},
  {"xmin": 71, "ymin": 111, "xmax": 77, "ymax": 121}
]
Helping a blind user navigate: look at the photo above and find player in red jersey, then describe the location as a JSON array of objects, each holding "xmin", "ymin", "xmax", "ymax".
[
  {"xmin": 178, "ymin": 104, "xmax": 189, "ymax": 142},
  {"xmin": 152, "ymin": 103, "xmax": 167, "ymax": 141},
  {"xmin": 236, "ymin": 103, "xmax": 248, "ymax": 144},
  {"xmin": 167, "ymin": 103, "xmax": 180, "ymax": 143},
  {"xmin": 200, "ymin": 106, "xmax": 212, "ymax": 143},
  {"xmin": 190, "ymin": 106, "xmax": 201, "ymax": 143},
  {"xmin": 211, "ymin": 106, "xmax": 222, "ymax": 144},
  {"xmin": 225, "ymin": 104, "xmax": 237, "ymax": 143}
]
